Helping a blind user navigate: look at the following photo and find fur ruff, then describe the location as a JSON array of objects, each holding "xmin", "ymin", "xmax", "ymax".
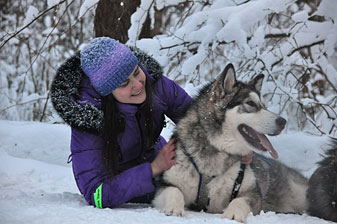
[{"xmin": 50, "ymin": 47, "xmax": 163, "ymax": 133}]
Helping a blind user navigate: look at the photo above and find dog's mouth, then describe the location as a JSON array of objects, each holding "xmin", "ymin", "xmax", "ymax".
[{"xmin": 238, "ymin": 124, "xmax": 278, "ymax": 159}]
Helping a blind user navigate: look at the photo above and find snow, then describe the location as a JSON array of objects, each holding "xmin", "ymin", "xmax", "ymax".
[
  {"xmin": 23, "ymin": 6, "xmax": 39, "ymax": 26},
  {"xmin": 79, "ymin": 0, "xmax": 99, "ymax": 18},
  {"xmin": 0, "ymin": 119, "xmax": 332, "ymax": 224},
  {"xmin": 129, "ymin": 0, "xmax": 337, "ymax": 137},
  {"xmin": 128, "ymin": 0, "xmax": 153, "ymax": 46},
  {"xmin": 291, "ymin": 10, "xmax": 309, "ymax": 23},
  {"xmin": 315, "ymin": 0, "xmax": 337, "ymax": 20},
  {"xmin": 47, "ymin": 0, "xmax": 61, "ymax": 8}
]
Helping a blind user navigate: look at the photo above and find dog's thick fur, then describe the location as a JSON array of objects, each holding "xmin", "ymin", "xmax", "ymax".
[
  {"xmin": 153, "ymin": 64, "xmax": 308, "ymax": 222},
  {"xmin": 307, "ymin": 139, "xmax": 337, "ymax": 222}
]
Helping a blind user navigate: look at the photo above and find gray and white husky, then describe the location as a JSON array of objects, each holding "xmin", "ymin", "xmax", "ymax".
[{"xmin": 153, "ymin": 64, "xmax": 308, "ymax": 223}]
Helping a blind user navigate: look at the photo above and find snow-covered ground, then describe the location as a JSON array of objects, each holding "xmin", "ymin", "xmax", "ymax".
[{"xmin": 0, "ymin": 119, "xmax": 334, "ymax": 224}]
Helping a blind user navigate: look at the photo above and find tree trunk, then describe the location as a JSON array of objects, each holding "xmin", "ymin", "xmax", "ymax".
[{"xmin": 94, "ymin": 0, "xmax": 162, "ymax": 43}]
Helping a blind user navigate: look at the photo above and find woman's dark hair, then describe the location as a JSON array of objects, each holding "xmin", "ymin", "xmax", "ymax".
[{"xmin": 101, "ymin": 72, "xmax": 153, "ymax": 176}]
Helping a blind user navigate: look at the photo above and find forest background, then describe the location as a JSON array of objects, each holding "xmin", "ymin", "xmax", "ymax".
[{"xmin": 0, "ymin": 0, "xmax": 336, "ymax": 138}]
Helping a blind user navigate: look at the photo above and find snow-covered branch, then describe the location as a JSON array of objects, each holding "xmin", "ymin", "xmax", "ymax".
[
  {"xmin": 0, "ymin": 0, "xmax": 336, "ymax": 137},
  {"xmin": 0, "ymin": 0, "xmax": 95, "ymax": 121},
  {"xmin": 0, "ymin": 0, "xmax": 72, "ymax": 50},
  {"xmin": 131, "ymin": 0, "xmax": 337, "ymax": 136}
]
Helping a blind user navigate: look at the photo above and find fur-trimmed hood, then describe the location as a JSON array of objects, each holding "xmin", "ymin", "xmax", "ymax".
[{"xmin": 50, "ymin": 47, "xmax": 163, "ymax": 133}]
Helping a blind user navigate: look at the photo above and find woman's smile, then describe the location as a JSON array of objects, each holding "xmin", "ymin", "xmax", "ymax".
[{"xmin": 132, "ymin": 88, "xmax": 143, "ymax": 96}]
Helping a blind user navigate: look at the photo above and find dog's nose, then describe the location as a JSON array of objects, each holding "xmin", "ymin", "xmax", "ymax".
[{"xmin": 276, "ymin": 117, "xmax": 287, "ymax": 128}]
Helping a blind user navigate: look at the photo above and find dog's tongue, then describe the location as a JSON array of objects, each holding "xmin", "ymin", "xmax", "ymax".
[{"xmin": 257, "ymin": 133, "xmax": 279, "ymax": 159}]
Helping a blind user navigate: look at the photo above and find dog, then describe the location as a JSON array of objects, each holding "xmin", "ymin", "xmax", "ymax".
[
  {"xmin": 153, "ymin": 64, "xmax": 308, "ymax": 223},
  {"xmin": 307, "ymin": 138, "xmax": 337, "ymax": 222}
]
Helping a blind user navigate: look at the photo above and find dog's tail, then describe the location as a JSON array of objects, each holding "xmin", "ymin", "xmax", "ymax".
[{"xmin": 307, "ymin": 138, "xmax": 337, "ymax": 222}]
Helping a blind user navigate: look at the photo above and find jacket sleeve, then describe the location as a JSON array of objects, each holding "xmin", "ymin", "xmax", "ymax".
[
  {"xmin": 158, "ymin": 76, "xmax": 193, "ymax": 123},
  {"xmin": 70, "ymin": 128, "xmax": 155, "ymax": 208}
]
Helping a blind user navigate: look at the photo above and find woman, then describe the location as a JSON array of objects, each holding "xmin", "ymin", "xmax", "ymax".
[{"xmin": 50, "ymin": 37, "xmax": 192, "ymax": 208}]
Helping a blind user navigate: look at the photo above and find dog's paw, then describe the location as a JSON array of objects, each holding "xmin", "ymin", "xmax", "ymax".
[
  {"xmin": 153, "ymin": 186, "xmax": 185, "ymax": 217},
  {"xmin": 161, "ymin": 205, "xmax": 185, "ymax": 217},
  {"xmin": 222, "ymin": 197, "xmax": 251, "ymax": 223}
]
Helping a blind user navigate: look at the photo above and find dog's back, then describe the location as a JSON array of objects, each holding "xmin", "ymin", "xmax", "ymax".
[
  {"xmin": 307, "ymin": 138, "xmax": 337, "ymax": 222},
  {"xmin": 251, "ymin": 156, "xmax": 308, "ymax": 214}
]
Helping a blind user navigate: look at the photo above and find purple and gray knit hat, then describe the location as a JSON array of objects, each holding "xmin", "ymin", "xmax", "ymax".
[{"xmin": 80, "ymin": 37, "xmax": 139, "ymax": 96}]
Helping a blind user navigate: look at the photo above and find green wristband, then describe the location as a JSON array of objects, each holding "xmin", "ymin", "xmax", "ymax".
[{"xmin": 94, "ymin": 183, "xmax": 103, "ymax": 208}]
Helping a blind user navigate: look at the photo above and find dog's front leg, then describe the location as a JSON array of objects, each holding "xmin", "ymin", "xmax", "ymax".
[
  {"xmin": 153, "ymin": 186, "xmax": 185, "ymax": 217},
  {"xmin": 222, "ymin": 197, "xmax": 251, "ymax": 223}
]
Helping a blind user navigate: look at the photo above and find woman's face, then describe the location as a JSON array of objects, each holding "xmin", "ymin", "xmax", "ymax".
[{"xmin": 112, "ymin": 65, "xmax": 147, "ymax": 104}]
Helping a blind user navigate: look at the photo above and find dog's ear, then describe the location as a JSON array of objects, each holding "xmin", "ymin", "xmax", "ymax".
[
  {"xmin": 253, "ymin": 74, "xmax": 264, "ymax": 92},
  {"xmin": 220, "ymin": 64, "xmax": 237, "ymax": 94},
  {"xmin": 209, "ymin": 64, "xmax": 237, "ymax": 103}
]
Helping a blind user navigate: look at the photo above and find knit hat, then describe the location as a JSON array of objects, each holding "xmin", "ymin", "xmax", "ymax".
[{"xmin": 80, "ymin": 37, "xmax": 139, "ymax": 96}]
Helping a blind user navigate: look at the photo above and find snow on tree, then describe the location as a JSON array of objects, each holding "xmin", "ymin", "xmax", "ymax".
[
  {"xmin": 130, "ymin": 0, "xmax": 337, "ymax": 136},
  {"xmin": 0, "ymin": 0, "xmax": 336, "ymax": 137}
]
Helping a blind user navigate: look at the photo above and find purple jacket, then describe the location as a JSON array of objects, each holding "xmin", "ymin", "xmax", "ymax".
[{"xmin": 51, "ymin": 50, "xmax": 192, "ymax": 208}]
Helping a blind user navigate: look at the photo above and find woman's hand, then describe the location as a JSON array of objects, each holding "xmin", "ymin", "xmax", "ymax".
[{"xmin": 151, "ymin": 139, "xmax": 176, "ymax": 177}]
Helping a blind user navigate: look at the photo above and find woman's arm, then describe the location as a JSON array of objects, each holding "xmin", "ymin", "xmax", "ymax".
[
  {"xmin": 71, "ymin": 128, "xmax": 155, "ymax": 208},
  {"xmin": 157, "ymin": 76, "xmax": 193, "ymax": 123}
]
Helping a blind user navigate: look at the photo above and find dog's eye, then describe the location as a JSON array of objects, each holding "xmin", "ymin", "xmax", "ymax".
[{"xmin": 246, "ymin": 101, "xmax": 256, "ymax": 107}]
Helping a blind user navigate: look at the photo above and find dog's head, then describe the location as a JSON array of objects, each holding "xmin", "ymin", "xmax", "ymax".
[{"xmin": 208, "ymin": 64, "xmax": 286, "ymax": 158}]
